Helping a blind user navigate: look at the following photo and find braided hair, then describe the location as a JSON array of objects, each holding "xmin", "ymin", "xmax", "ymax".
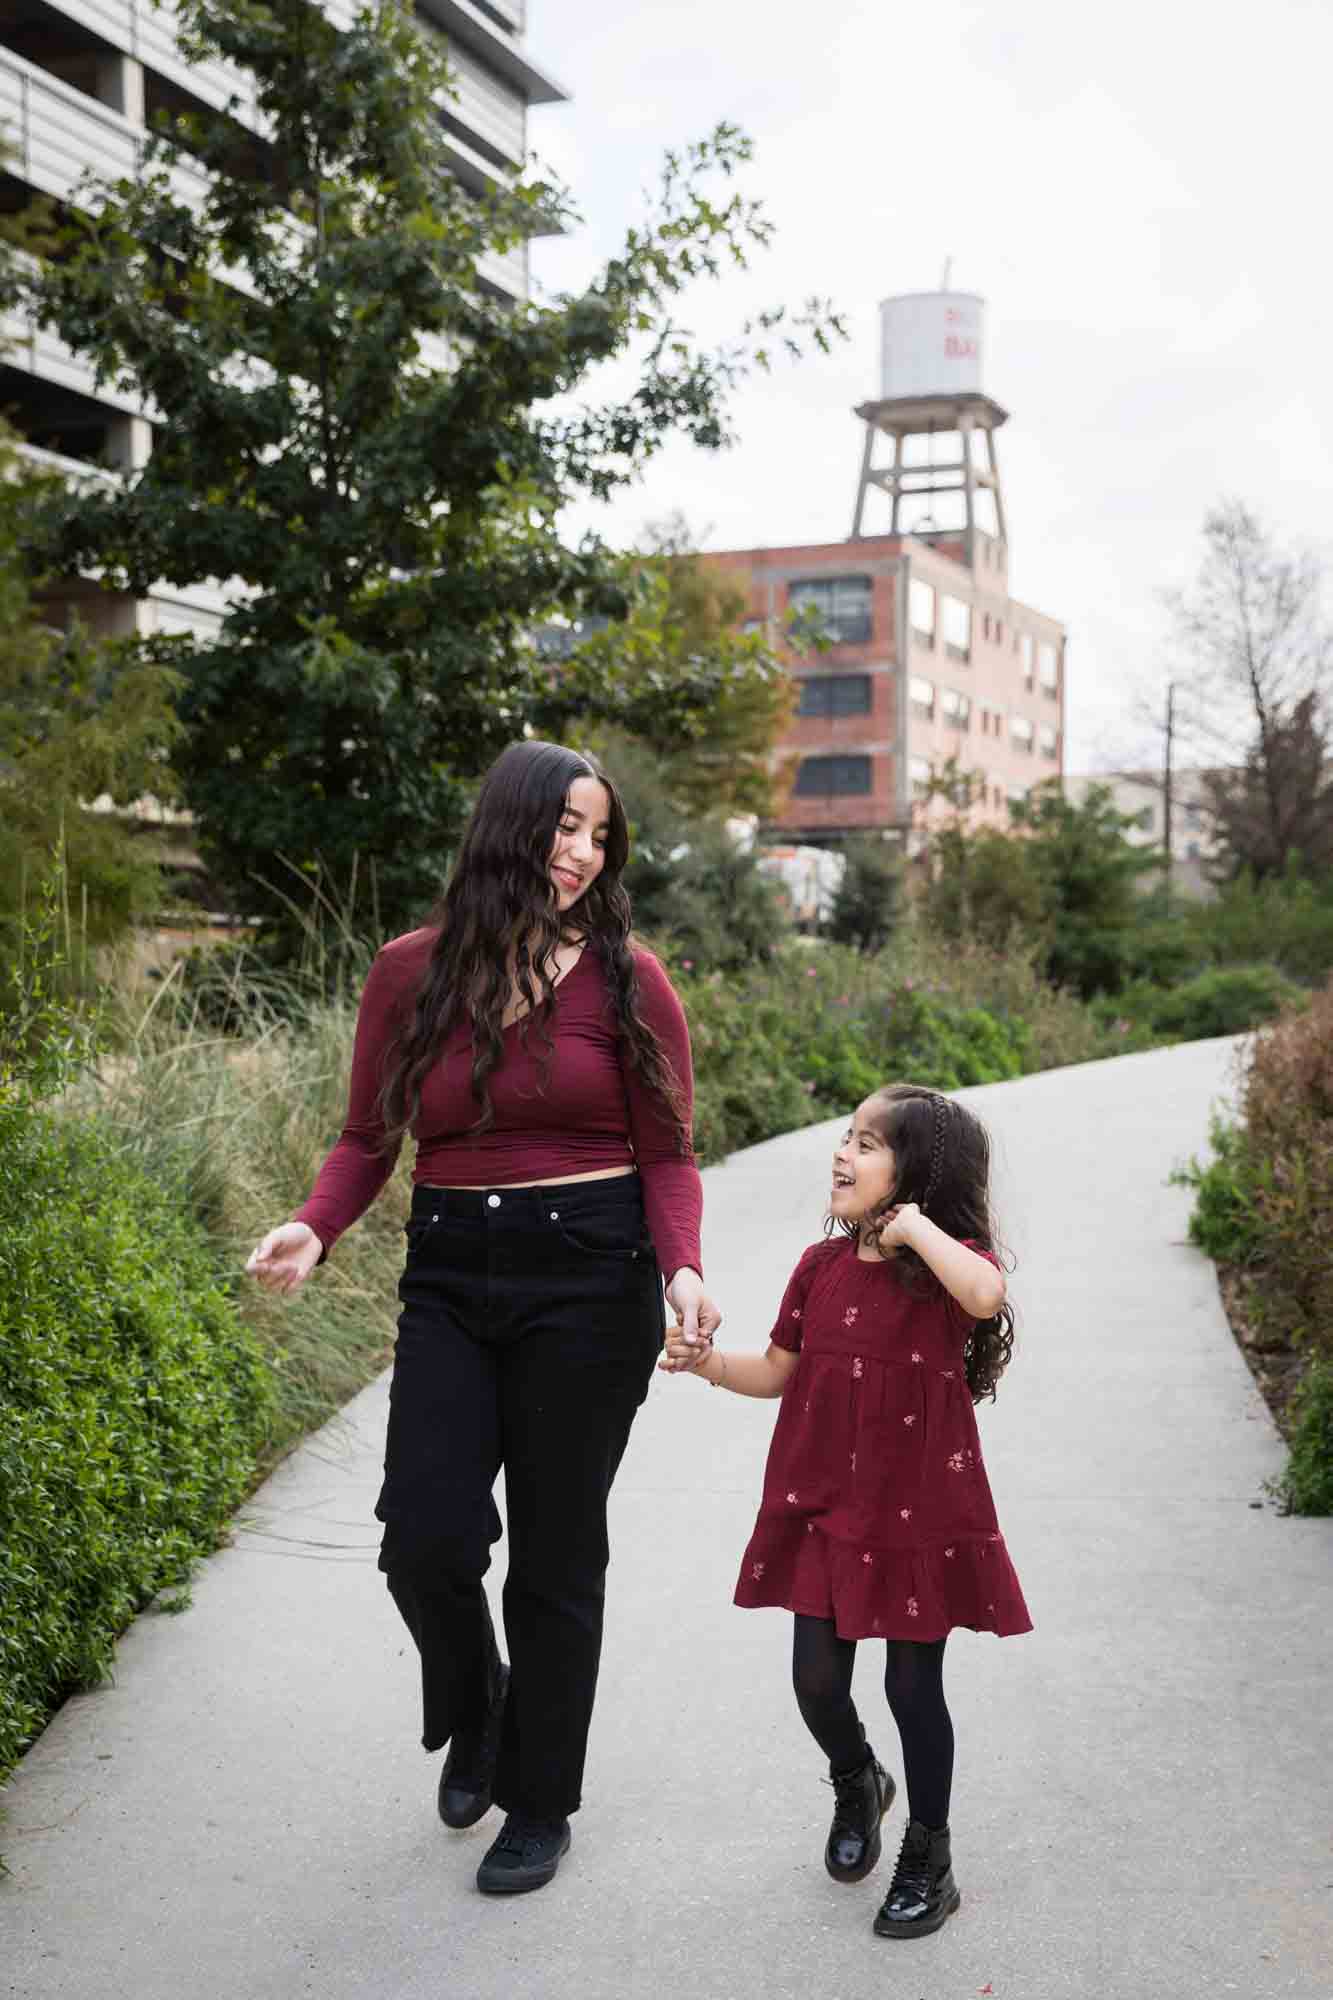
[{"xmin": 828, "ymin": 1084, "xmax": 1015, "ymax": 1402}]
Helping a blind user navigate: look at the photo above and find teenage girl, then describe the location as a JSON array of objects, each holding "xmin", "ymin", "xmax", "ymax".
[{"xmin": 662, "ymin": 1084, "xmax": 1030, "ymax": 1939}]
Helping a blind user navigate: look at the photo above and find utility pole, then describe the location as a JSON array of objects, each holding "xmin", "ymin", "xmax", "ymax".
[{"xmin": 1162, "ymin": 680, "xmax": 1176, "ymax": 898}]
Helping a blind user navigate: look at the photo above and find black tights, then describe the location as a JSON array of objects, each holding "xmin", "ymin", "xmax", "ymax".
[{"xmin": 791, "ymin": 1613, "xmax": 954, "ymax": 1828}]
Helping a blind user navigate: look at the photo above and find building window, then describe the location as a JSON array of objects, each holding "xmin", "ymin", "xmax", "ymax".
[
  {"xmin": 942, "ymin": 596, "xmax": 971, "ymax": 662},
  {"xmin": 1186, "ymin": 839, "xmax": 1200, "ymax": 860},
  {"xmin": 793, "ymin": 753, "xmax": 873, "ymax": 798},
  {"xmin": 1010, "ymin": 715, "xmax": 1034, "ymax": 753},
  {"xmin": 1007, "ymin": 783, "xmax": 1027, "ymax": 805},
  {"xmin": 1039, "ymin": 642, "xmax": 1059, "ymax": 695},
  {"xmin": 909, "ymin": 578, "xmax": 936, "ymax": 646},
  {"xmin": 1183, "ymin": 802, "xmax": 1201, "ymax": 830},
  {"xmin": 982, "ymin": 612, "xmax": 992, "ymax": 642},
  {"xmin": 798, "ymin": 673, "xmax": 872, "ymax": 718},
  {"xmin": 740, "ymin": 616, "xmax": 765, "ymax": 636},
  {"xmin": 789, "ymin": 574, "xmax": 873, "ymax": 646},
  {"xmin": 1135, "ymin": 805, "xmax": 1155, "ymax": 832},
  {"xmin": 1020, "ymin": 633, "xmax": 1035, "ymax": 688},
  {"xmin": 996, "ymin": 620, "xmax": 1004, "ymax": 646},
  {"xmin": 909, "ymin": 675, "xmax": 935, "ymax": 718},
  {"xmin": 909, "ymin": 756, "xmax": 932, "ymax": 800},
  {"xmin": 940, "ymin": 688, "xmax": 971, "ymax": 731},
  {"xmin": 1038, "ymin": 724, "xmax": 1059, "ymax": 760},
  {"xmin": 979, "ymin": 702, "xmax": 1004, "ymax": 739},
  {"xmin": 992, "ymin": 784, "xmax": 1005, "ymax": 809}
]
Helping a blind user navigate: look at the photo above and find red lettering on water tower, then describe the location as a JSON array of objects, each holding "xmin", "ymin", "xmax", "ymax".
[{"xmin": 944, "ymin": 336, "xmax": 977, "ymax": 358}]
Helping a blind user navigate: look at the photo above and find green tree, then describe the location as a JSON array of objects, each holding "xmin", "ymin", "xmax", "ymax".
[
  {"xmin": 1011, "ymin": 780, "xmax": 1158, "ymax": 996},
  {"xmin": 0, "ymin": 427, "xmax": 180, "ymax": 987},
  {"xmin": 538, "ymin": 519, "xmax": 797, "ymax": 819},
  {"xmin": 596, "ymin": 730, "xmax": 788, "ymax": 971},
  {"xmin": 826, "ymin": 833, "xmax": 903, "ymax": 955},
  {"xmin": 22, "ymin": 0, "xmax": 840, "ymax": 936}
]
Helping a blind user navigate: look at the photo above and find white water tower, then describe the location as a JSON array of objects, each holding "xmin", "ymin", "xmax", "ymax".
[{"xmin": 851, "ymin": 284, "xmax": 1008, "ymax": 554}]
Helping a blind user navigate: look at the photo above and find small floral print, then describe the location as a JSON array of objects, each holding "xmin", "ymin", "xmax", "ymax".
[
  {"xmin": 944, "ymin": 1546, "xmax": 955, "ymax": 1559},
  {"xmin": 751, "ymin": 1561, "xmax": 765, "ymax": 1581},
  {"xmin": 872, "ymin": 1617, "xmax": 883, "ymax": 1633},
  {"xmin": 942, "ymin": 1369, "xmax": 956, "ymax": 1381},
  {"xmin": 911, "ymin": 1351, "xmax": 923, "ymax": 1364},
  {"xmin": 804, "ymin": 1398, "xmax": 812, "ymax": 1413},
  {"xmin": 861, "ymin": 1551, "xmax": 873, "ymax": 1565},
  {"xmin": 851, "ymin": 1356, "xmax": 864, "ymax": 1378},
  {"xmin": 843, "ymin": 1305, "xmax": 860, "ymax": 1327},
  {"xmin": 850, "ymin": 1452, "xmax": 857, "ymax": 1473},
  {"xmin": 903, "ymin": 1413, "xmax": 916, "ymax": 1427},
  {"xmin": 791, "ymin": 1308, "xmax": 802, "ymax": 1320},
  {"xmin": 989, "ymin": 1531, "xmax": 1002, "ymax": 1543},
  {"xmin": 906, "ymin": 1596, "xmax": 919, "ymax": 1618},
  {"xmin": 786, "ymin": 1491, "xmax": 799, "ymax": 1505},
  {"xmin": 806, "ymin": 1521, "xmax": 815, "ymax": 1535},
  {"xmin": 899, "ymin": 1507, "xmax": 912, "ymax": 1521},
  {"xmin": 947, "ymin": 1451, "xmax": 965, "ymax": 1472}
]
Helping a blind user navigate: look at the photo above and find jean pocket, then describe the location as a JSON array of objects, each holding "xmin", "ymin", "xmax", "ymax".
[{"xmin": 551, "ymin": 1205, "xmax": 648, "ymax": 1261}]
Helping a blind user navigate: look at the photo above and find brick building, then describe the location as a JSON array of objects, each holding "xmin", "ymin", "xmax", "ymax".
[{"xmin": 702, "ymin": 292, "xmax": 1067, "ymax": 844}]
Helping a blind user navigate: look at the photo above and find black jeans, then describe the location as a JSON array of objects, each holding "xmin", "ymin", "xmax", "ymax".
[{"xmin": 377, "ymin": 1174, "xmax": 664, "ymax": 1820}]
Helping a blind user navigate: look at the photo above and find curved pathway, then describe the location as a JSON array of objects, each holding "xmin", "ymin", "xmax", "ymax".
[{"xmin": 4, "ymin": 1037, "xmax": 1331, "ymax": 1999}]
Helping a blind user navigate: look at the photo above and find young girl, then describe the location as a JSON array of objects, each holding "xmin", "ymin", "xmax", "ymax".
[{"xmin": 662, "ymin": 1083, "xmax": 1030, "ymax": 1939}]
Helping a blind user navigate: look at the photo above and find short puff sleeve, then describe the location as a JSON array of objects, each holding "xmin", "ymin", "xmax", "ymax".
[{"xmin": 769, "ymin": 1241, "xmax": 836, "ymax": 1353}]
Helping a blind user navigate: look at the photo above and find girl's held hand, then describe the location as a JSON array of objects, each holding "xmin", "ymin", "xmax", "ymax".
[
  {"xmin": 659, "ymin": 1323, "xmax": 713, "ymax": 1375},
  {"xmin": 245, "ymin": 1222, "xmax": 321, "ymax": 1296}
]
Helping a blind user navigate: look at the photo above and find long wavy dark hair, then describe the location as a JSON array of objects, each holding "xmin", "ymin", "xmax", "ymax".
[
  {"xmin": 378, "ymin": 739, "xmax": 689, "ymax": 1150},
  {"xmin": 828, "ymin": 1084, "xmax": 1015, "ymax": 1402}
]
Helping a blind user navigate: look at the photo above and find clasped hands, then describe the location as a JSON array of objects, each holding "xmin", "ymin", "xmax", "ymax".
[{"xmin": 661, "ymin": 1267, "xmax": 721, "ymax": 1375}]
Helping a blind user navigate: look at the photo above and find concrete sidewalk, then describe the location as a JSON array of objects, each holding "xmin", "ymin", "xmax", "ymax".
[{"xmin": 4, "ymin": 1037, "xmax": 1331, "ymax": 2000}]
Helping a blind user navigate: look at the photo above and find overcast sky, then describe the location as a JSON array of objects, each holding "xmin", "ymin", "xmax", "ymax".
[{"xmin": 521, "ymin": 0, "xmax": 1333, "ymax": 771}]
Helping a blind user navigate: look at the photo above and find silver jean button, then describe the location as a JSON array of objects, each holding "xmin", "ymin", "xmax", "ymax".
[
  {"xmin": 487, "ymin": 1194, "xmax": 501, "ymax": 1209},
  {"xmin": 549, "ymin": 1210, "xmax": 559, "ymax": 1221}
]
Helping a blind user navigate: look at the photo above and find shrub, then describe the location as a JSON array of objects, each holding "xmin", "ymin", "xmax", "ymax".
[
  {"xmin": 1105, "ymin": 963, "xmax": 1305, "ymax": 1041},
  {"xmin": 1272, "ymin": 1356, "xmax": 1333, "ymax": 1515},
  {"xmin": 1180, "ymin": 978, "xmax": 1333, "ymax": 1514},
  {"xmin": 0, "ymin": 1103, "xmax": 274, "ymax": 1778}
]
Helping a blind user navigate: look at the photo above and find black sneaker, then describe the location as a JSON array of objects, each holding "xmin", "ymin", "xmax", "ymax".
[
  {"xmin": 438, "ymin": 1663, "xmax": 509, "ymax": 1830},
  {"xmin": 475, "ymin": 1813, "xmax": 572, "ymax": 1895}
]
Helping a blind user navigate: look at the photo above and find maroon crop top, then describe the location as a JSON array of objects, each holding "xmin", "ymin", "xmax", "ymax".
[{"xmin": 294, "ymin": 928, "xmax": 703, "ymax": 1280}]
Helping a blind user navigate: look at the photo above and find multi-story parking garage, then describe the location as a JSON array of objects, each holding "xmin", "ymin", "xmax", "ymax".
[{"xmin": 0, "ymin": 0, "xmax": 565, "ymax": 643}]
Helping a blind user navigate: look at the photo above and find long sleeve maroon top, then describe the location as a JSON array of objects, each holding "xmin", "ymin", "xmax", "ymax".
[{"xmin": 294, "ymin": 928, "xmax": 703, "ymax": 1280}]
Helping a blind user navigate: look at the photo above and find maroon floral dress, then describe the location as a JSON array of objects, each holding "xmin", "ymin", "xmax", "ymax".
[{"xmin": 733, "ymin": 1237, "xmax": 1032, "ymax": 1642}]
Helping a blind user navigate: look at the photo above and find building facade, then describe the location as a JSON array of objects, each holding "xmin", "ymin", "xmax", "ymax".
[
  {"xmin": 704, "ymin": 524, "xmax": 1066, "ymax": 844},
  {"xmin": 0, "ymin": 0, "xmax": 565, "ymax": 642},
  {"xmin": 1064, "ymin": 767, "xmax": 1220, "ymax": 898}
]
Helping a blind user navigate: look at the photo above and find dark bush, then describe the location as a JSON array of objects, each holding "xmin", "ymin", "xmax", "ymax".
[
  {"xmin": 1179, "ymin": 977, "xmax": 1333, "ymax": 1514},
  {"xmin": 0, "ymin": 1103, "xmax": 274, "ymax": 1779}
]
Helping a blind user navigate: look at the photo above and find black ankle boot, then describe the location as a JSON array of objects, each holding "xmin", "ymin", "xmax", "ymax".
[
  {"xmin": 824, "ymin": 1748, "xmax": 895, "ymax": 1883},
  {"xmin": 873, "ymin": 1818, "xmax": 961, "ymax": 1938},
  {"xmin": 438, "ymin": 1662, "xmax": 510, "ymax": 1830},
  {"xmin": 476, "ymin": 1813, "xmax": 572, "ymax": 1895}
]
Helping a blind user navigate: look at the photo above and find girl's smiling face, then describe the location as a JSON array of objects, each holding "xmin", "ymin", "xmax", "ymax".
[{"xmin": 831, "ymin": 1098, "xmax": 898, "ymax": 1225}]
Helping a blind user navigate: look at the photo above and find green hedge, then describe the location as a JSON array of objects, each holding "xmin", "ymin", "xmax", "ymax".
[
  {"xmin": 0, "ymin": 1099, "xmax": 274, "ymax": 1779},
  {"xmin": 681, "ymin": 946, "xmax": 1043, "ymax": 1163}
]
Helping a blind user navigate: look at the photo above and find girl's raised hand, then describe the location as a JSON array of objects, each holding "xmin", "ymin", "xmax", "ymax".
[
  {"xmin": 870, "ymin": 1201, "xmax": 921, "ymax": 1250},
  {"xmin": 245, "ymin": 1221, "xmax": 322, "ymax": 1296}
]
